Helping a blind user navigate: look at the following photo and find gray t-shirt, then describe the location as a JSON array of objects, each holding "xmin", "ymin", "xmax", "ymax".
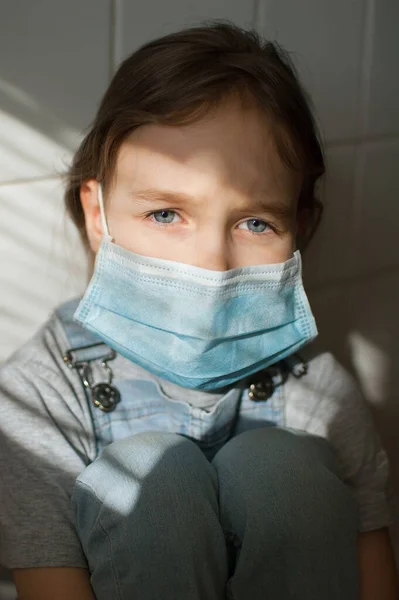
[{"xmin": 0, "ymin": 308, "xmax": 391, "ymax": 569}]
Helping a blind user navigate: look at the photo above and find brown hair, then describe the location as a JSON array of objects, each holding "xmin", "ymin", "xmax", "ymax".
[{"xmin": 65, "ymin": 21, "xmax": 325, "ymax": 252}]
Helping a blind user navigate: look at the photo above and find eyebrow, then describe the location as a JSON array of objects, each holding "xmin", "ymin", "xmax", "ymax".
[
  {"xmin": 131, "ymin": 189, "xmax": 193, "ymax": 205},
  {"xmin": 130, "ymin": 188, "xmax": 293, "ymax": 218}
]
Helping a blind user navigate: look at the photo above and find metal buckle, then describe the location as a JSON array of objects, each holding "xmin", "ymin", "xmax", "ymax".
[
  {"xmin": 63, "ymin": 343, "xmax": 116, "ymax": 369},
  {"xmin": 63, "ymin": 343, "xmax": 120, "ymax": 412}
]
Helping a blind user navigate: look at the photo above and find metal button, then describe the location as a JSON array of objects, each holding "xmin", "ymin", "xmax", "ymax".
[
  {"xmin": 248, "ymin": 375, "xmax": 274, "ymax": 401},
  {"xmin": 91, "ymin": 383, "xmax": 121, "ymax": 412}
]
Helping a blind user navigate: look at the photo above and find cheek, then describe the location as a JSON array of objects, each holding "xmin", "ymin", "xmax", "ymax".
[
  {"xmin": 110, "ymin": 219, "xmax": 171, "ymax": 257},
  {"xmin": 267, "ymin": 237, "xmax": 296, "ymax": 264},
  {"xmin": 232, "ymin": 232, "xmax": 296, "ymax": 267}
]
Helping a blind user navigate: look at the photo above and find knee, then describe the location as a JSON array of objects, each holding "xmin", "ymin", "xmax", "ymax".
[
  {"xmin": 72, "ymin": 432, "xmax": 220, "ymax": 559},
  {"xmin": 72, "ymin": 431, "xmax": 218, "ymax": 527},
  {"xmin": 75, "ymin": 431, "xmax": 215, "ymax": 501},
  {"xmin": 215, "ymin": 426, "xmax": 340, "ymax": 483},
  {"xmin": 213, "ymin": 428, "xmax": 357, "ymax": 533}
]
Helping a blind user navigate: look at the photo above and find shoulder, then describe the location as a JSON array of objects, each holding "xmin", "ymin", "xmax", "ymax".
[
  {"xmin": 0, "ymin": 304, "xmax": 96, "ymax": 569},
  {"xmin": 1, "ymin": 297, "xmax": 85, "ymax": 390},
  {"xmin": 0, "ymin": 302, "xmax": 95, "ymax": 461},
  {"xmin": 284, "ymin": 347, "xmax": 391, "ymax": 531},
  {"xmin": 2, "ymin": 301, "xmax": 72, "ymax": 378},
  {"xmin": 284, "ymin": 349, "xmax": 367, "ymax": 436},
  {"xmin": 302, "ymin": 348, "xmax": 359, "ymax": 394}
]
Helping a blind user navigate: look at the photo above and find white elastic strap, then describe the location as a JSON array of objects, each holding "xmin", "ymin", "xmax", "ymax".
[{"xmin": 98, "ymin": 184, "xmax": 111, "ymax": 238}]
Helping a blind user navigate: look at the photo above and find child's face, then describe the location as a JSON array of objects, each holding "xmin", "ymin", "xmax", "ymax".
[{"xmin": 81, "ymin": 98, "xmax": 301, "ymax": 269}]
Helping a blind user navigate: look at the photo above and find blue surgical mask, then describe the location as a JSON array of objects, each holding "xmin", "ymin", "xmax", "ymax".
[{"xmin": 74, "ymin": 186, "xmax": 317, "ymax": 390}]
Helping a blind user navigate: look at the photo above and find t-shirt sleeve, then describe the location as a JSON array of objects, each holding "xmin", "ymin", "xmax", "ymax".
[
  {"xmin": 289, "ymin": 352, "xmax": 392, "ymax": 533},
  {"xmin": 0, "ymin": 358, "xmax": 94, "ymax": 569},
  {"xmin": 326, "ymin": 365, "xmax": 391, "ymax": 533}
]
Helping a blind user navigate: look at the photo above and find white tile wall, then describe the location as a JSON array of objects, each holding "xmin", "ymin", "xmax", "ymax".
[
  {"xmin": 260, "ymin": 0, "xmax": 365, "ymax": 142},
  {"xmin": 366, "ymin": 0, "xmax": 399, "ymax": 136},
  {"xmin": 118, "ymin": 0, "xmax": 256, "ymax": 63},
  {"xmin": 309, "ymin": 272, "xmax": 399, "ymax": 403},
  {"xmin": 0, "ymin": 178, "xmax": 87, "ymax": 362},
  {"xmin": 0, "ymin": 0, "xmax": 399, "ymax": 585},
  {"xmin": 303, "ymin": 145, "xmax": 357, "ymax": 285},
  {"xmin": 354, "ymin": 140, "xmax": 399, "ymax": 273},
  {"xmin": 0, "ymin": 0, "xmax": 111, "ymax": 183}
]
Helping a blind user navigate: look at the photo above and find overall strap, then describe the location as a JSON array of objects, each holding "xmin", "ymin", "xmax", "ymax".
[
  {"xmin": 55, "ymin": 298, "xmax": 115, "ymax": 367},
  {"xmin": 56, "ymin": 297, "xmax": 121, "ymax": 420}
]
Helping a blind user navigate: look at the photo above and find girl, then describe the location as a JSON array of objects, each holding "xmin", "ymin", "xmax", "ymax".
[{"xmin": 1, "ymin": 22, "xmax": 397, "ymax": 600}]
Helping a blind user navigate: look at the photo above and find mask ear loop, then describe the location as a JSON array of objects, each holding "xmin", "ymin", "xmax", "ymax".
[{"xmin": 98, "ymin": 184, "xmax": 113, "ymax": 241}]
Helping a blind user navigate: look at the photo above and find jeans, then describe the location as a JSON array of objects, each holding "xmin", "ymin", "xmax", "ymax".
[{"xmin": 71, "ymin": 427, "xmax": 359, "ymax": 599}]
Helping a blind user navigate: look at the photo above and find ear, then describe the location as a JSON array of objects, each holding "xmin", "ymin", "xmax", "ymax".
[{"xmin": 80, "ymin": 180, "xmax": 103, "ymax": 253}]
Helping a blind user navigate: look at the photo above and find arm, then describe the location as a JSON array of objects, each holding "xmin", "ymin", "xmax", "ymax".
[
  {"xmin": 0, "ymin": 356, "xmax": 95, "ymax": 578},
  {"xmin": 358, "ymin": 529, "xmax": 399, "ymax": 600},
  {"xmin": 13, "ymin": 567, "xmax": 96, "ymax": 600}
]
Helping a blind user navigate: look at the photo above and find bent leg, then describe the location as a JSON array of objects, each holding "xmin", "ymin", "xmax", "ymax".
[
  {"xmin": 212, "ymin": 427, "xmax": 359, "ymax": 600},
  {"xmin": 72, "ymin": 432, "xmax": 228, "ymax": 600}
]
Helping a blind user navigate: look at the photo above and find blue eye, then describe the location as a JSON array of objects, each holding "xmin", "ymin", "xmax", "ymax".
[
  {"xmin": 152, "ymin": 210, "xmax": 177, "ymax": 224},
  {"xmin": 248, "ymin": 219, "xmax": 267, "ymax": 233},
  {"xmin": 239, "ymin": 219, "xmax": 271, "ymax": 233}
]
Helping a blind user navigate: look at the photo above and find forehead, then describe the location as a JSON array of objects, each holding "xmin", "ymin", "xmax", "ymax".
[{"xmin": 115, "ymin": 98, "xmax": 299, "ymax": 199}]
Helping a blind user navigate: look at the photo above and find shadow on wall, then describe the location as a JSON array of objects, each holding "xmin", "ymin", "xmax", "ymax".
[
  {"xmin": 0, "ymin": 80, "xmax": 88, "ymax": 363},
  {"xmin": 0, "ymin": 79, "xmax": 80, "ymax": 182}
]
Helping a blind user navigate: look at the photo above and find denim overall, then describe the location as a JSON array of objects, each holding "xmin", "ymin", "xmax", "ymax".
[
  {"xmin": 57, "ymin": 299, "xmax": 359, "ymax": 600},
  {"xmin": 56, "ymin": 298, "xmax": 292, "ymax": 459}
]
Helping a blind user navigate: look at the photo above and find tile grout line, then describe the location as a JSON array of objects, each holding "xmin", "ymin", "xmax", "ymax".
[
  {"xmin": 357, "ymin": 0, "xmax": 375, "ymax": 138},
  {"xmin": 351, "ymin": 0, "xmax": 375, "ymax": 274},
  {"xmin": 0, "ymin": 174, "xmax": 64, "ymax": 188},
  {"xmin": 110, "ymin": 0, "xmax": 122, "ymax": 77},
  {"xmin": 307, "ymin": 263, "xmax": 399, "ymax": 294},
  {"xmin": 252, "ymin": 0, "xmax": 267, "ymax": 32},
  {"xmin": 326, "ymin": 131, "xmax": 399, "ymax": 149}
]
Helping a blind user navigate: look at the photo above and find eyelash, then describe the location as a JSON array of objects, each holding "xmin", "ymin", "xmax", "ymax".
[{"xmin": 143, "ymin": 209, "xmax": 277, "ymax": 235}]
